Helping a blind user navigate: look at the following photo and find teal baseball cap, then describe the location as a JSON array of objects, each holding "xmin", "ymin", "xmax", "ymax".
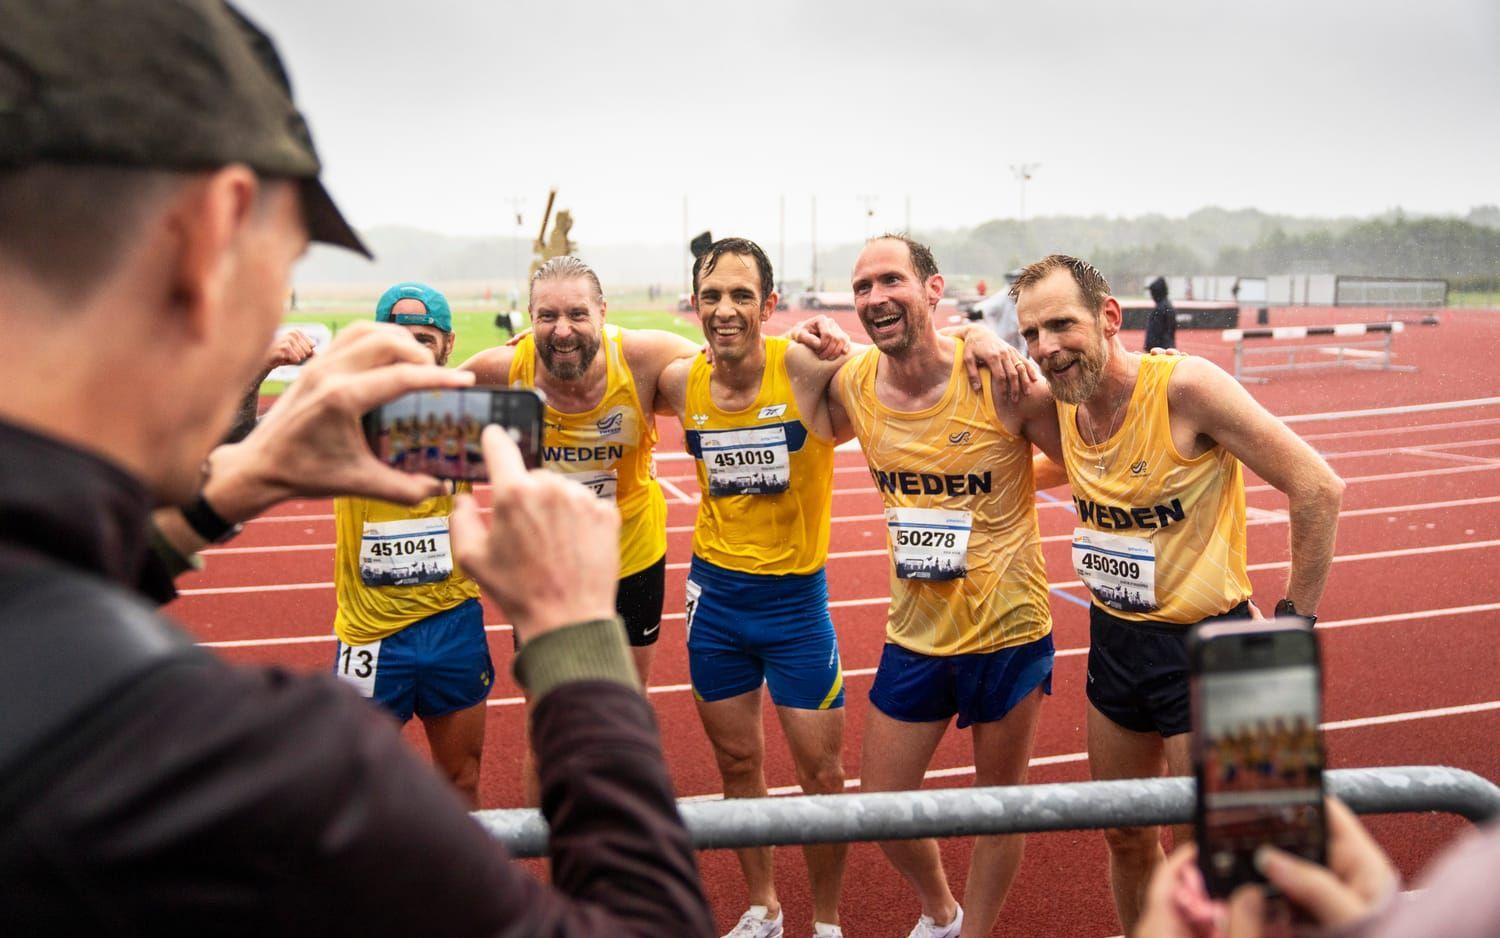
[{"xmin": 375, "ymin": 282, "xmax": 452, "ymax": 333}]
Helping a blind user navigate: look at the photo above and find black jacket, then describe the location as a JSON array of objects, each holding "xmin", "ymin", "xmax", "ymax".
[
  {"xmin": 0, "ymin": 419, "xmax": 711, "ymax": 937},
  {"xmin": 1144, "ymin": 276, "xmax": 1177, "ymax": 351}
]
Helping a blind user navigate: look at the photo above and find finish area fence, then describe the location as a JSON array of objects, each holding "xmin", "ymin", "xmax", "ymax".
[{"xmin": 476, "ymin": 765, "xmax": 1499, "ymax": 858}]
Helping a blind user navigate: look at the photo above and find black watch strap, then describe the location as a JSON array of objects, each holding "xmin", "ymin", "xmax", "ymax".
[
  {"xmin": 180, "ymin": 494, "xmax": 242, "ymax": 544},
  {"xmin": 1274, "ymin": 598, "xmax": 1316, "ymax": 626}
]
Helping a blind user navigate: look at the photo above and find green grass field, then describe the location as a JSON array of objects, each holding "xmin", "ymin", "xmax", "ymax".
[{"xmin": 263, "ymin": 307, "xmax": 700, "ymax": 394}]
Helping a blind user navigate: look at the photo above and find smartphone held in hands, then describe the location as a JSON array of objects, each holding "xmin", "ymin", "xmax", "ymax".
[
  {"xmin": 1190, "ymin": 618, "xmax": 1327, "ymax": 899},
  {"xmin": 362, "ymin": 387, "xmax": 544, "ymax": 480}
]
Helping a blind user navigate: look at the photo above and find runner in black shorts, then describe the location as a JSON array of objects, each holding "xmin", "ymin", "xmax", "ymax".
[
  {"xmin": 512, "ymin": 554, "xmax": 665, "ymax": 651},
  {"xmin": 1086, "ymin": 601, "xmax": 1251, "ymax": 737},
  {"xmin": 1013, "ymin": 255, "xmax": 1342, "ymax": 934}
]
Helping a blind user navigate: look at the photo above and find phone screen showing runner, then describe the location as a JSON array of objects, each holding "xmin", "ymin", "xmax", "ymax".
[
  {"xmin": 1191, "ymin": 619, "xmax": 1327, "ymax": 899},
  {"xmin": 362, "ymin": 386, "xmax": 544, "ymax": 481}
]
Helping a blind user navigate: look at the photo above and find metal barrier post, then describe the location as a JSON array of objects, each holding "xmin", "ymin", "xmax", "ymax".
[{"xmin": 475, "ymin": 765, "xmax": 1499, "ymax": 859}]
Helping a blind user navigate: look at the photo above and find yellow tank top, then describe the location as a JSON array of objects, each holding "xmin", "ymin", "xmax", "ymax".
[
  {"xmin": 684, "ymin": 336, "xmax": 835, "ymax": 575},
  {"xmin": 510, "ymin": 325, "xmax": 667, "ymax": 577},
  {"xmin": 836, "ymin": 342, "xmax": 1052, "ymax": 655},
  {"xmin": 1059, "ymin": 354, "xmax": 1252, "ymax": 624},
  {"xmin": 333, "ymin": 487, "xmax": 482, "ymax": 645}
]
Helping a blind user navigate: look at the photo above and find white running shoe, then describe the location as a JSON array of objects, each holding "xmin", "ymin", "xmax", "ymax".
[
  {"xmin": 723, "ymin": 905, "xmax": 784, "ymax": 938},
  {"xmin": 812, "ymin": 924, "xmax": 843, "ymax": 938},
  {"xmin": 906, "ymin": 904, "xmax": 963, "ymax": 938}
]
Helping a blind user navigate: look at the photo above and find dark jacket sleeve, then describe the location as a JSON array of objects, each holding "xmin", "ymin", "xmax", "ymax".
[
  {"xmin": 1, "ymin": 657, "xmax": 710, "ymax": 937},
  {"xmin": 528, "ymin": 681, "xmax": 714, "ymax": 937}
]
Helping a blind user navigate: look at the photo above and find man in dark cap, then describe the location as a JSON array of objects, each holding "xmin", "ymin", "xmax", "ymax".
[{"xmin": 0, "ymin": 2, "xmax": 710, "ymax": 934}]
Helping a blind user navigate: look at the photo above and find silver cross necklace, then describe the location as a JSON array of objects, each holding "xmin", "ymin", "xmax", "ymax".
[{"xmin": 1080, "ymin": 390, "xmax": 1129, "ymax": 478}]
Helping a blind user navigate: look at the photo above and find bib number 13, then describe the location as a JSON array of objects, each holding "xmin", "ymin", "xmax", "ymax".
[{"xmin": 334, "ymin": 638, "xmax": 382, "ymax": 697}]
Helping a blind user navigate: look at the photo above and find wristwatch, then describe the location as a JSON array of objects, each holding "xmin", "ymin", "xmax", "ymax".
[
  {"xmin": 1274, "ymin": 598, "xmax": 1317, "ymax": 626},
  {"xmin": 180, "ymin": 493, "xmax": 243, "ymax": 544}
]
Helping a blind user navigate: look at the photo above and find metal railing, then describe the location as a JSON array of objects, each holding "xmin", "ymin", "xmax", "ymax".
[{"xmin": 475, "ymin": 765, "xmax": 1498, "ymax": 859}]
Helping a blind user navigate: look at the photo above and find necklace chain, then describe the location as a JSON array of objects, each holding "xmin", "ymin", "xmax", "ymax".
[{"xmin": 1081, "ymin": 392, "xmax": 1128, "ymax": 477}]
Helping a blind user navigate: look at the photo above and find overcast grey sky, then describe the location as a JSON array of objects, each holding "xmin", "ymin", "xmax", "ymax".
[{"xmin": 241, "ymin": 0, "xmax": 1499, "ymax": 247}]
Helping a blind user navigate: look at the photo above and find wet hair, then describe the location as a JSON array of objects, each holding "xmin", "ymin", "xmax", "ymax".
[
  {"xmin": 1008, "ymin": 253, "xmax": 1112, "ymax": 313},
  {"xmin": 529, "ymin": 255, "xmax": 604, "ymax": 309},
  {"xmin": 869, "ymin": 232, "xmax": 939, "ymax": 283},
  {"xmin": 692, "ymin": 237, "xmax": 774, "ymax": 302}
]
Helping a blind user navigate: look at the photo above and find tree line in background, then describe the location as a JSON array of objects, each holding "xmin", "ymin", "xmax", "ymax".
[
  {"xmin": 295, "ymin": 205, "xmax": 1500, "ymax": 297},
  {"xmin": 920, "ymin": 205, "xmax": 1500, "ymax": 295}
]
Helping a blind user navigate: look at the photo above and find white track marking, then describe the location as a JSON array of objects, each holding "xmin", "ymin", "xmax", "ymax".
[
  {"xmin": 657, "ymin": 475, "xmax": 699, "ymax": 505},
  {"xmin": 208, "ymin": 483, "xmax": 1500, "ymax": 555},
  {"xmin": 1399, "ymin": 448, "xmax": 1500, "ymax": 467},
  {"xmin": 184, "ymin": 536, "xmax": 1500, "ymax": 597},
  {"xmin": 1280, "ymin": 396, "xmax": 1500, "ymax": 424},
  {"xmin": 678, "ymin": 697, "xmax": 1500, "ymax": 802},
  {"xmin": 1300, "ymin": 415, "xmax": 1500, "ymax": 443}
]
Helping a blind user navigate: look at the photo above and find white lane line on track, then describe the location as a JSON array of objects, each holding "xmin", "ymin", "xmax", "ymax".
[
  {"xmin": 239, "ymin": 405, "xmax": 1500, "ymax": 526},
  {"xmin": 657, "ymin": 476, "xmax": 699, "ymax": 505},
  {"xmin": 1400, "ymin": 448, "xmax": 1500, "ymax": 467},
  {"xmin": 190, "ymin": 490, "xmax": 1500, "ymax": 577},
  {"xmin": 207, "ymin": 485, "xmax": 1500, "ymax": 558},
  {"xmin": 1300, "ymin": 415, "xmax": 1500, "ymax": 443},
  {"xmin": 1279, "ymin": 396, "xmax": 1500, "ymax": 424},
  {"xmin": 183, "ymin": 537, "xmax": 1500, "ymax": 597},
  {"xmin": 678, "ymin": 698, "xmax": 1500, "ymax": 801},
  {"xmin": 201, "ymin": 598, "xmax": 1500, "ymax": 684}
]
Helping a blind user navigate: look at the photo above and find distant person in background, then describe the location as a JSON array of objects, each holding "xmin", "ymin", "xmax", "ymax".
[
  {"xmin": 1145, "ymin": 276, "xmax": 1177, "ymax": 352},
  {"xmin": 978, "ymin": 268, "xmax": 1028, "ymax": 357}
]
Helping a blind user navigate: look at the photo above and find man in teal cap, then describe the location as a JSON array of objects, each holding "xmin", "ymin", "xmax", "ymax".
[{"xmin": 333, "ymin": 281, "xmax": 494, "ymax": 807}]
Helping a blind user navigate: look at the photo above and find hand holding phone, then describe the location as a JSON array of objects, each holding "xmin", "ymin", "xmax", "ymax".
[
  {"xmin": 1191, "ymin": 618, "xmax": 1327, "ymax": 900},
  {"xmin": 362, "ymin": 386, "xmax": 544, "ymax": 482}
]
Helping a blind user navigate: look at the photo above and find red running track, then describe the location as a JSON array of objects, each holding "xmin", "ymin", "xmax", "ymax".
[{"xmin": 167, "ymin": 309, "xmax": 1500, "ymax": 936}]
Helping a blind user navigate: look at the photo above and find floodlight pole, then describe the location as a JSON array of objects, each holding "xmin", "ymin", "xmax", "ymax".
[
  {"xmin": 810, "ymin": 195, "xmax": 819, "ymax": 292},
  {"xmin": 507, "ymin": 196, "xmax": 525, "ymax": 311},
  {"xmin": 858, "ymin": 194, "xmax": 878, "ymax": 240},
  {"xmin": 779, "ymin": 194, "xmax": 786, "ymax": 291},
  {"xmin": 1010, "ymin": 163, "xmax": 1040, "ymax": 257}
]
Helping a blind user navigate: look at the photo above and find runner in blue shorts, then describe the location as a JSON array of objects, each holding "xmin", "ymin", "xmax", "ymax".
[
  {"xmin": 687, "ymin": 557, "xmax": 844, "ymax": 711},
  {"xmin": 331, "ymin": 283, "xmax": 493, "ymax": 808}
]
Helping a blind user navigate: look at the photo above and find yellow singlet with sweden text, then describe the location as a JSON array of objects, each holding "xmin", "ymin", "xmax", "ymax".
[
  {"xmin": 685, "ymin": 336, "xmax": 835, "ymax": 575},
  {"xmin": 1059, "ymin": 353, "xmax": 1251, "ymax": 624},
  {"xmin": 510, "ymin": 325, "xmax": 667, "ymax": 577},
  {"xmin": 333, "ymin": 489, "xmax": 481, "ymax": 645},
  {"xmin": 836, "ymin": 341, "xmax": 1052, "ymax": 656}
]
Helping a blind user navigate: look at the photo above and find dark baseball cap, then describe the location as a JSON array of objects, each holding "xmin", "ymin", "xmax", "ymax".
[{"xmin": 0, "ymin": 0, "xmax": 370, "ymax": 258}]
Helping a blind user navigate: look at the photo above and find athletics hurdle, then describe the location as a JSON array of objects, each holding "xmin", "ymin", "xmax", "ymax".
[{"xmin": 1222, "ymin": 318, "xmax": 1437, "ymax": 383}]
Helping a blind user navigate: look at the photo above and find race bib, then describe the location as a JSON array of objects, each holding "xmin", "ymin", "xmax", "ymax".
[
  {"xmin": 334, "ymin": 638, "xmax": 381, "ymax": 697},
  {"xmin": 359, "ymin": 517, "xmax": 453, "ymax": 587},
  {"xmin": 1072, "ymin": 528, "xmax": 1158, "ymax": 612},
  {"xmin": 886, "ymin": 507, "xmax": 972, "ymax": 581},
  {"xmin": 701, "ymin": 426, "xmax": 791, "ymax": 496},
  {"xmin": 563, "ymin": 467, "xmax": 618, "ymax": 500}
]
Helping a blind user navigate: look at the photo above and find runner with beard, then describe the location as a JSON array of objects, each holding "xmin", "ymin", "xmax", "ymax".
[
  {"xmin": 651, "ymin": 237, "xmax": 1025, "ymax": 938},
  {"xmin": 332, "ymin": 282, "xmax": 491, "ymax": 807},
  {"xmin": 462, "ymin": 257, "xmax": 701, "ymax": 685},
  {"xmin": 826, "ymin": 235, "xmax": 1060, "ymax": 938},
  {"xmin": 1011, "ymin": 254, "xmax": 1343, "ymax": 934}
]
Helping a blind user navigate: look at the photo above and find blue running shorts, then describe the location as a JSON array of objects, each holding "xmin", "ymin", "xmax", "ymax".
[
  {"xmin": 333, "ymin": 597, "xmax": 493, "ymax": 724},
  {"xmin": 869, "ymin": 633, "xmax": 1054, "ymax": 729},
  {"xmin": 686, "ymin": 556, "xmax": 844, "ymax": 710}
]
